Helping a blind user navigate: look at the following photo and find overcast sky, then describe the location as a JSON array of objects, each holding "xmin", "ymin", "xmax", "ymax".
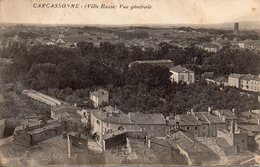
[{"xmin": 0, "ymin": 0, "xmax": 260, "ymax": 25}]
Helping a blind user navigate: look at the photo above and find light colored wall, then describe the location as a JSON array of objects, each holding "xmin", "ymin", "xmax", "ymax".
[
  {"xmin": 170, "ymin": 71, "xmax": 179, "ymax": 83},
  {"xmin": 90, "ymin": 93, "xmax": 109, "ymax": 108},
  {"xmin": 228, "ymin": 76, "xmax": 240, "ymax": 88},
  {"xmin": 0, "ymin": 120, "xmax": 5, "ymax": 139},
  {"xmin": 91, "ymin": 113, "xmax": 166, "ymax": 138},
  {"xmin": 170, "ymin": 71, "xmax": 194, "ymax": 84}
]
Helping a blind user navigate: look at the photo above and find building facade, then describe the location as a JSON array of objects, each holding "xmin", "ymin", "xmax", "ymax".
[
  {"xmin": 90, "ymin": 89, "xmax": 109, "ymax": 108},
  {"xmin": 228, "ymin": 73, "xmax": 260, "ymax": 93},
  {"xmin": 166, "ymin": 108, "xmax": 237, "ymax": 138},
  {"xmin": 170, "ymin": 66, "xmax": 195, "ymax": 84},
  {"xmin": 90, "ymin": 106, "xmax": 166, "ymax": 142}
]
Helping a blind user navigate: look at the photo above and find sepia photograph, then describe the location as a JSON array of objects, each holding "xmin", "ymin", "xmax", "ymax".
[{"xmin": 0, "ymin": 0, "xmax": 260, "ymax": 166}]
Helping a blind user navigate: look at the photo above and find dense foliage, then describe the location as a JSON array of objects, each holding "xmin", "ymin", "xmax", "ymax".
[{"xmin": 1, "ymin": 40, "xmax": 260, "ymax": 115}]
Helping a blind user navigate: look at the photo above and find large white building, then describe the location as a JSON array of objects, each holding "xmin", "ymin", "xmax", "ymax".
[
  {"xmin": 228, "ymin": 73, "xmax": 260, "ymax": 93},
  {"xmin": 170, "ymin": 66, "xmax": 195, "ymax": 84}
]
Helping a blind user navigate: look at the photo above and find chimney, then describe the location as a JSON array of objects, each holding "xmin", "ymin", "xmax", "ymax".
[
  {"xmin": 208, "ymin": 106, "xmax": 212, "ymax": 113},
  {"xmin": 147, "ymin": 135, "xmax": 151, "ymax": 148},
  {"xmin": 232, "ymin": 108, "xmax": 235, "ymax": 113},
  {"xmin": 191, "ymin": 108, "xmax": 194, "ymax": 115},
  {"xmin": 234, "ymin": 121, "xmax": 238, "ymax": 133},
  {"xmin": 230, "ymin": 121, "xmax": 234, "ymax": 133}
]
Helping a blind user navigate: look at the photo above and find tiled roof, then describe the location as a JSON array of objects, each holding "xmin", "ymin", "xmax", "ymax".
[
  {"xmin": 30, "ymin": 121, "xmax": 61, "ymax": 134},
  {"xmin": 51, "ymin": 105, "xmax": 82, "ymax": 123},
  {"xmin": 103, "ymin": 129, "xmax": 127, "ymax": 140},
  {"xmin": 170, "ymin": 66, "xmax": 193, "ymax": 73},
  {"xmin": 202, "ymin": 113, "xmax": 225, "ymax": 124},
  {"xmin": 242, "ymin": 74, "xmax": 260, "ymax": 81},
  {"xmin": 170, "ymin": 131, "xmax": 212, "ymax": 153},
  {"xmin": 239, "ymin": 125, "xmax": 260, "ymax": 133},
  {"xmin": 51, "ymin": 105, "xmax": 78, "ymax": 114},
  {"xmin": 239, "ymin": 111, "xmax": 260, "ymax": 124},
  {"xmin": 229, "ymin": 73, "xmax": 243, "ymax": 78},
  {"xmin": 129, "ymin": 112, "xmax": 166, "ymax": 125},
  {"xmin": 195, "ymin": 112, "xmax": 226, "ymax": 124},
  {"xmin": 213, "ymin": 77, "xmax": 228, "ymax": 83},
  {"xmin": 91, "ymin": 107, "xmax": 132, "ymax": 124},
  {"xmin": 211, "ymin": 110, "xmax": 237, "ymax": 120},
  {"xmin": 168, "ymin": 114, "xmax": 201, "ymax": 126},
  {"xmin": 229, "ymin": 73, "xmax": 260, "ymax": 81},
  {"xmin": 91, "ymin": 107, "xmax": 166, "ymax": 125}
]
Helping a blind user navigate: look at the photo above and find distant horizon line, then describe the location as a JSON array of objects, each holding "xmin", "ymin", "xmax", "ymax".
[{"xmin": 1, "ymin": 20, "xmax": 260, "ymax": 29}]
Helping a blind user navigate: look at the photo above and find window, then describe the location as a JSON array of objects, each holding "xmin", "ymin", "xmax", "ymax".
[
  {"xmin": 195, "ymin": 126, "xmax": 198, "ymax": 130},
  {"xmin": 96, "ymin": 120, "xmax": 100, "ymax": 125},
  {"xmin": 203, "ymin": 126, "xmax": 205, "ymax": 130},
  {"xmin": 181, "ymin": 75, "xmax": 184, "ymax": 81},
  {"xmin": 186, "ymin": 126, "xmax": 190, "ymax": 130}
]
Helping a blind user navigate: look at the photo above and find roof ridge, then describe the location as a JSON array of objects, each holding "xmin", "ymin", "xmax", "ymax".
[
  {"xmin": 179, "ymin": 131, "xmax": 194, "ymax": 143},
  {"xmin": 202, "ymin": 113, "xmax": 211, "ymax": 124}
]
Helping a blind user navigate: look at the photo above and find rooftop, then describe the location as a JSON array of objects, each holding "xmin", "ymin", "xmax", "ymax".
[
  {"xmin": 129, "ymin": 112, "xmax": 166, "ymax": 125},
  {"xmin": 51, "ymin": 105, "xmax": 78, "ymax": 114},
  {"xmin": 168, "ymin": 114, "xmax": 201, "ymax": 126},
  {"xmin": 91, "ymin": 106, "xmax": 132, "ymax": 124},
  {"xmin": 195, "ymin": 112, "xmax": 226, "ymax": 124},
  {"xmin": 90, "ymin": 89, "xmax": 108, "ymax": 98},
  {"xmin": 29, "ymin": 121, "xmax": 61, "ymax": 134},
  {"xmin": 229, "ymin": 73, "xmax": 260, "ymax": 81},
  {"xmin": 103, "ymin": 129, "xmax": 128, "ymax": 140},
  {"xmin": 170, "ymin": 131, "xmax": 212, "ymax": 153},
  {"xmin": 128, "ymin": 59, "xmax": 174, "ymax": 68},
  {"xmin": 229, "ymin": 73, "xmax": 243, "ymax": 79},
  {"xmin": 211, "ymin": 109, "xmax": 237, "ymax": 120},
  {"xmin": 168, "ymin": 110, "xmax": 227, "ymax": 126},
  {"xmin": 170, "ymin": 66, "xmax": 193, "ymax": 73},
  {"xmin": 91, "ymin": 106, "xmax": 166, "ymax": 125}
]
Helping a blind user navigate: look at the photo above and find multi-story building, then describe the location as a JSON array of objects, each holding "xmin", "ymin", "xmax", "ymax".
[
  {"xmin": 166, "ymin": 108, "xmax": 238, "ymax": 137},
  {"xmin": 238, "ymin": 40, "xmax": 260, "ymax": 51},
  {"xmin": 170, "ymin": 66, "xmax": 195, "ymax": 84},
  {"xmin": 89, "ymin": 89, "xmax": 109, "ymax": 108},
  {"xmin": 90, "ymin": 106, "xmax": 166, "ymax": 142},
  {"xmin": 228, "ymin": 73, "xmax": 260, "ymax": 93},
  {"xmin": 197, "ymin": 43, "xmax": 223, "ymax": 53}
]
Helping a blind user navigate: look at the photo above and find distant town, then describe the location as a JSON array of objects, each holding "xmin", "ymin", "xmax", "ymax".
[{"xmin": 0, "ymin": 22, "xmax": 260, "ymax": 166}]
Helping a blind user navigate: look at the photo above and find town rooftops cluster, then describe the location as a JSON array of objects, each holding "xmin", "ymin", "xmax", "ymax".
[
  {"xmin": 91, "ymin": 106, "xmax": 236, "ymax": 126},
  {"xmin": 168, "ymin": 109, "xmax": 237, "ymax": 126},
  {"xmin": 91, "ymin": 106, "xmax": 166, "ymax": 125}
]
